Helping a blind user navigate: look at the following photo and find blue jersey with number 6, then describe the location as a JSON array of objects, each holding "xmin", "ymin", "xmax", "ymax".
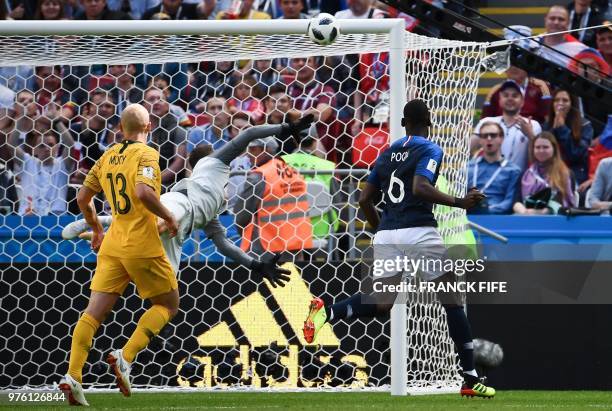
[{"xmin": 367, "ymin": 135, "xmax": 443, "ymax": 231}]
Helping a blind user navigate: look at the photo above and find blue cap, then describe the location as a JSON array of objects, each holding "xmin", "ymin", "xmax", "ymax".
[{"xmin": 499, "ymin": 80, "xmax": 524, "ymax": 96}]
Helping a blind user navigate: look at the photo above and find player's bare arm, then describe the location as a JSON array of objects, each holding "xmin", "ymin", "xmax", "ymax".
[
  {"xmin": 413, "ymin": 175, "xmax": 486, "ymax": 209},
  {"xmin": 358, "ymin": 182, "xmax": 381, "ymax": 231},
  {"xmin": 135, "ymin": 183, "xmax": 178, "ymax": 238},
  {"xmin": 76, "ymin": 185, "xmax": 105, "ymax": 252}
]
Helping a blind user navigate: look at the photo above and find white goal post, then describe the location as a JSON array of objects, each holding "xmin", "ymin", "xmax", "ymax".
[{"xmin": 0, "ymin": 19, "xmax": 487, "ymax": 395}]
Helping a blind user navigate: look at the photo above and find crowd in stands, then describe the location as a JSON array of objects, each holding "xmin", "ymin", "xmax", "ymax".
[
  {"xmin": 470, "ymin": 1, "xmax": 611, "ymax": 216},
  {"xmin": 0, "ymin": 0, "xmax": 610, "ymax": 255}
]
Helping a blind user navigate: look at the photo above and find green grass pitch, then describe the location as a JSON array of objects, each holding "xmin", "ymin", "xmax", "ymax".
[{"xmin": 2, "ymin": 391, "xmax": 612, "ymax": 411}]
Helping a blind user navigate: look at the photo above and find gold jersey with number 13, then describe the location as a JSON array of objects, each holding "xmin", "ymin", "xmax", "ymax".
[{"xmin": 83, "ymin": 140, "xmax": 164, "ymax": 258}]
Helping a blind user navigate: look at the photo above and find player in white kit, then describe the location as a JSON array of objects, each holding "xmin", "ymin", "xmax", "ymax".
[{"xmin": 64, "ymin": 115, "xmax": 314, "ymax": 286}]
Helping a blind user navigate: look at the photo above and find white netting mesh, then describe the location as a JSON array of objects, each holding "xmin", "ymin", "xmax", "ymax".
[{"xmin": 0, "ymin": 25, "xmax": 486, "ymax": 392}]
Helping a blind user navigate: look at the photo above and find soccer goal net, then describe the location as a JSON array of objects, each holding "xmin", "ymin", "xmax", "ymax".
[{"xmin": 0, "ymin": 20, "xmax": 487, "ymax": 393}]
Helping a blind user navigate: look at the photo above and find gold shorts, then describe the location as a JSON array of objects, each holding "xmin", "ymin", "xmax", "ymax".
[{"xmin": 91, "ymin": 254, "xmax": 178, "ymax": 299}]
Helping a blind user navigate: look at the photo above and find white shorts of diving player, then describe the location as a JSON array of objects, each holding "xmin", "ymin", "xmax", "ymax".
[
  {"xmin": 372, "ymin": 227, "xmax": 447, "ymax": 281},
  {"xmin": 162, "ymin": 157, "xmax": 230, "ymax": 273},
  {"xmin": 159, "ymin": 191, "xmax": 193, "ymax": 274}
]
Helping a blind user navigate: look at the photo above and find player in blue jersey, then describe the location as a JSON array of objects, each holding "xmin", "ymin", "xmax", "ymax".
[{"xmin": 302, "ymin": 100, "xmax": 495, "ymax": 398}]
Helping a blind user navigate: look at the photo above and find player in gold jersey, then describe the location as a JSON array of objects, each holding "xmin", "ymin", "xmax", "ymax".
[{"xmin": 59, "ymin": 104, "xmax": 179, "ymax": 406}]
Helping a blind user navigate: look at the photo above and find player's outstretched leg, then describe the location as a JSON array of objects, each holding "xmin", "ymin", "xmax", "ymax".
[
  {"xmin": 303, "ymin": 297, "xmax": 326, "ymax": 343},
  {"xmin": 303, "ymin": 294, "xmax": 380, "ymax": 343},
  {"xmin": 444, "ymin": 305, "xmax": 495, "ymax": 398},
  {"xmin": 62, "ymin": 216, "xmax": 112, "ymax": 240}
]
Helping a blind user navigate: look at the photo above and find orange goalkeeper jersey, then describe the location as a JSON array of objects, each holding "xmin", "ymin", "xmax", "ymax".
[{"xmin": 83, "ymin": 140, "xmax": 164, "ymax": 258}]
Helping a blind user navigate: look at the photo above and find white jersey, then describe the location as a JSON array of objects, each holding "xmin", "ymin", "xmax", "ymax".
[
  {"xmin": 161, "ymin": 157, "xmax": 230, "ymax": 273},
  {"xmin": 171, "ymin": 157, "xmax": 229, "ymax": 228}
]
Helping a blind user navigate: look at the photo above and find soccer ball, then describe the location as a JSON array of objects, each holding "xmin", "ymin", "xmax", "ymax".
[
  {"xmin": 307, "ymin": 13, "xmax": 340, "ymax": 46},
  {"xmin": 473, "ymin": 338, "xmax": 504, "ymax": 369}
]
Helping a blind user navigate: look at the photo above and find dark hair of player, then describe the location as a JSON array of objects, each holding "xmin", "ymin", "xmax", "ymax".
[
  {"xmin": 188, "ymin": 144, "xmax": 214, "ymax": 169},
  {"xmin": 401, "ymin": 99, "xmax": 432, "ymax": 128}
]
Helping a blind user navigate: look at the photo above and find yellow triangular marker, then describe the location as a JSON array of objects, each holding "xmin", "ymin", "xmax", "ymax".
[
  {"xmin": 197, "ymin": 321, "xmax": 235, "ymax": 347},
  {"xmin": 232, "ymin": 292, "xmax": 288, "ymax": 346}
]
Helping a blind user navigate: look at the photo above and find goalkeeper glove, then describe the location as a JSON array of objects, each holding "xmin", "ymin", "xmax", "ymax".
[
  {"xmin": 279, "ymin": 114, "xmax": 315, "ymax": 152},
  {"xmin": 250, "ymin": 254, "xmax": 291, "ymax": 288}
]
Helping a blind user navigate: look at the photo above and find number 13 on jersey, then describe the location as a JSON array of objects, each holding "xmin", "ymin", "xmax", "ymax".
[{"xmin": 106, "ymin": 172, "xmax": 132, "ymax": 215}]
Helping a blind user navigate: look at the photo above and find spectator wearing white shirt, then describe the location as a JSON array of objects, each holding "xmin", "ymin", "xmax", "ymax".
[
  {"xmin": 334, "ymin": 0, "xmax": 385, "ymax": 19},
  {"xmin": 473, "ymin": 80, "xmax": 542, "ymax": 172},
  {"xmin": 8, "ymin": 122, "xmax": 75, "ymax": 215}
]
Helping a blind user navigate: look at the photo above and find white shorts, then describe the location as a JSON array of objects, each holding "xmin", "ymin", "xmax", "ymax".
[
  {"xmin": 160, "ymin": 191, "xmax": 194, "ymax": 274},
  {"xmin": 373, "ymin": 226, "xmax": 447, "ymax": 281}
]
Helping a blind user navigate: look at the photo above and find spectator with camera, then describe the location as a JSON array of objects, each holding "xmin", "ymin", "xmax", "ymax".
[
  {"xmin": 513, "ymin": 132, "xmax": 576, "ymax": 215},
  {"xmin": 468, "ymin": 122, "xmax": 522, "ymax": 214},
  {"xmin": 34, "ymin": 66, "xmax": 76, "ymax": 122}
]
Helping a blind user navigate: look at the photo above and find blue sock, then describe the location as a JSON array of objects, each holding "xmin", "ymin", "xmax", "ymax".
[
  {"xmin": 327, "ymin": 294, "xmax": 379, "ymax": 323},
  {"xmin": 444, "ymin": 305, "xmax": 475, "ymax": 374}
]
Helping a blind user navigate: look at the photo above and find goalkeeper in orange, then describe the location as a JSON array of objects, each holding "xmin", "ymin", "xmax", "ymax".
[{"xmin": 59, "ymin": 104, "xmax": 183, "ymax": 406}]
